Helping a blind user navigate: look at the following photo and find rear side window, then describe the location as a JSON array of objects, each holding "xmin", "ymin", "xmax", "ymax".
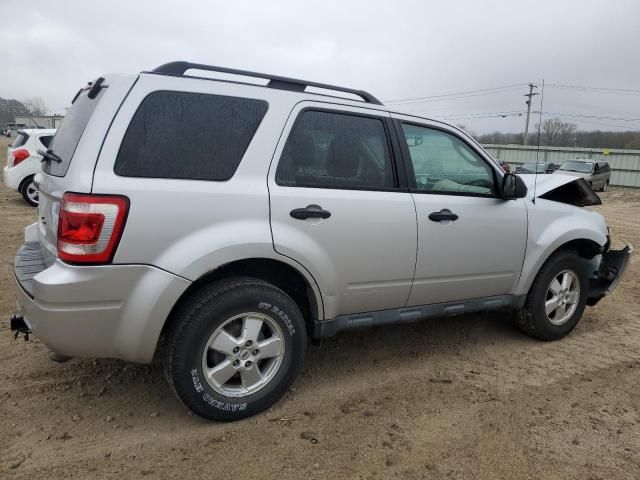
[
  {"xmin": 45, "ymin": 91, "xmax": 102, "ymax": 177},
  {"xmin": 11, "ymin": 132, "xmax": 29, "ymax": 148},
  {"xmin": 275, "ymin": 110, "xmax": 395, "ymax": 190},
  {"xmin": 38, "ymin": 135, "xmax": 53, "ymax": 148},
  {"xmin": 115, "ymin": 91, "xmax": 268, "ymax": 181}
]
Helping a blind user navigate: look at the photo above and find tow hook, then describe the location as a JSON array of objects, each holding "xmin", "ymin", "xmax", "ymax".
[{"xmin": 10, "ymin": 315, "xmax": 31, "ymax": 341}]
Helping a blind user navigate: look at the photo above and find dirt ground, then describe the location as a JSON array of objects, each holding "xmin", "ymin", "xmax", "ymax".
[{"xmin": 1, "ymin": 141, "xmax": 639, "ymax": 479}]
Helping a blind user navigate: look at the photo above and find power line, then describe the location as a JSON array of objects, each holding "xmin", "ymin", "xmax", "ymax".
[
  {"xmin": 415, "ymin": 109, "xmax": 639, "ymax": 124},
  {"xmin": 534, "ymin": 111, "xmax": 640, "ymax": 122},
  {"xmin": 546, "ymin": 83, "xmax": 640, "ymax": 96},
  {"xmin": 551, "ymin": 117, "xmax": 640, "ymax": 130},
  {"xmin": 384, "ymin": 83, "xmax": 527, "ymax": 104},
  {"xmin": 546, "ymin": 99, "xmax": 640, "ymax": 114},
  {"xmin": 386, "ymin": 87, "xmax": 526, "ymax": 105},
  {"xmin": 436, "ymin": 111, "xmax": 524, "ymax": 120},
  {"xmin": 384, "ymin": 81, "xmax": 640, "ymax": 107}
]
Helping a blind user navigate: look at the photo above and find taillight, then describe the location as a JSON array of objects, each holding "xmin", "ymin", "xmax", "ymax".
[
  {"xmin": 12, "ymin": 149, "xmax": 30, "ymax": 166},
  {"xmin": 57, "ymin": 193, "xmax": 129, "ymax": 264}
]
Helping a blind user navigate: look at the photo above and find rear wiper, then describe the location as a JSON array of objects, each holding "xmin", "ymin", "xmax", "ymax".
[{"xmin": 38, "ymin": 148, "xmax": 62, "ymax": 164}]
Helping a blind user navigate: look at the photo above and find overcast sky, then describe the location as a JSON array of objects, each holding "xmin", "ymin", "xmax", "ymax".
[{"xmin": 1, "ymin": 0, "xmax": 639, "ymax": 134}]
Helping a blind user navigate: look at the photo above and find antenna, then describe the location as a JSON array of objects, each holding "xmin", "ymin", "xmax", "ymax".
[{"xmin": 532, "ymin": 79, "xmax": 545, "ymax": 204}]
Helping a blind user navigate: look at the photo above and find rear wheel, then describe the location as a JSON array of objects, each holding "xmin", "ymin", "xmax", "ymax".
[
  {"xmin": 164, "ymin": 277, "xmax": 306, "ymax": 421},
  {"xmin": 601, "ymin": 181, "xmax": 609, "ymax": 192},
  {"xmin": 19, "ymin": 176, "xmax": 39, "ymax": 207},
  {"xmin": 514, "ymin": 250, "xmax": 589, "ymax": 340}
]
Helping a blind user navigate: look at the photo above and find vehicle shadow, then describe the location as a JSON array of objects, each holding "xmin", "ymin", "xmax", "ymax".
[
  {"xmin": 24, "ymin": 310, "xmax": 525, "ymax": 425},
  {"xmin": 302, "ymin": 309, "xmax": 525, "ymax": 386}
]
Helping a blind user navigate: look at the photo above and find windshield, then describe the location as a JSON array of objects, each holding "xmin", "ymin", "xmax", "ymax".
[
  {"xmin": 44, "ymin": 89, "xmax": 102, "ymax": 177},
  {"xmin": 519, "ymin": 162, "xmax": 547, "ymax": 172},
  {"xmin": 559, "ymin": 160, "xmax": 593, "ymax": 173}
]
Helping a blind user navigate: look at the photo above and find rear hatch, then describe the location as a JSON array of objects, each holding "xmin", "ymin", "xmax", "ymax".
[{"xmin": 36, "ymin": 74, "xmax": 138, "ymax": 265}]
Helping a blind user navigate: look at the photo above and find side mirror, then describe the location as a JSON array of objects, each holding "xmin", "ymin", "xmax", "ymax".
[{"xmin": 501, "ymin": 173, "xmax": 528, "ymax": 200}]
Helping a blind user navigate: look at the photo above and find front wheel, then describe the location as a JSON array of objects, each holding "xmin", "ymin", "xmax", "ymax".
[
  {"xmin": 514, "ymin": 250, "xmax": 589, "ymax": 341},
  {"xmin": 20, "ymin": 176, "xmax": 39, "ymax": 207},
  {"xmin": 164, "ymin": 277, "xmax": 307, "ymax": 421}
]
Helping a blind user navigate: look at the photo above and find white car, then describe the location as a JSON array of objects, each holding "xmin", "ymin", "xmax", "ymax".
[{"xmin": 4, "ymin": 128, "xmax": 56, "ymax": 206}]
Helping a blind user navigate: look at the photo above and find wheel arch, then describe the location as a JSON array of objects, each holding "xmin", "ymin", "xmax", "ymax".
[
  {"xmin": 159, "ymin": 257, "xmax": 323, "ymax": 347},
  {"xmin": 18, "ymin": 173, "xmax": 35, "ymax": 192},
  {"xmin": 516, "ymin": 235, "xmax": 605, "ymax": 296}
]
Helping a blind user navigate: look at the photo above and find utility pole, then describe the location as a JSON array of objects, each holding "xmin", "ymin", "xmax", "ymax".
[{"xmin": 523, "ymin": 83, "xmax": 538, "ymax": 146}]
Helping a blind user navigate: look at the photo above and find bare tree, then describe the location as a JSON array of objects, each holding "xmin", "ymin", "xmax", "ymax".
[
  {"xmin": 557, "ymin": 122, "xmax": 577, "ymax": 147},
  {"xmin": 537, "ymin": 118, "xmax": 577, "ymax": 146},
  {"xmin": 477, "ymin": 128, "xmax": 640, "ymax": 149},
  {"xmin": 22, "ymin": 97, "xmax": 49, "ymax": 116}
]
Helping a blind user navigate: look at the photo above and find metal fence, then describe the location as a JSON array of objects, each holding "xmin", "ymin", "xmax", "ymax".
[{"xmin": 483, "ymin": 144, "xmax": 640, "ymax": 188}]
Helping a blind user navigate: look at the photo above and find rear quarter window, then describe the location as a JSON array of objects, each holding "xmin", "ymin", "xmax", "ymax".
[
  {"xmin": 115, "ymin": 91, "xmax": 268, "ymax": 181},
  {"xmin": 11, "ymin": 132, "xmax": 29, "ymax": 148}
]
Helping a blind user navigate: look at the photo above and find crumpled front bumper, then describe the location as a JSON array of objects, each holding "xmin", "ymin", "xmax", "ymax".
[{"xmin": 587, "ymin": 244, "xmax": 634, "ymax": 305}]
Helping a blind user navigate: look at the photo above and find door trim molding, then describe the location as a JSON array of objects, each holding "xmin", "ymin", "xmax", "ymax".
[{"xmin": 312, "ymin": 294, "xmax": 526, "ymax": 338}]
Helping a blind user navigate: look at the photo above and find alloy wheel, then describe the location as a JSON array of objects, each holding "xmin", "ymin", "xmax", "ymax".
[
  {"xmin": 545, "ymin": 269, "xmax": 580, "ymax": 325},
  {"xmin": 201, "ymin": 312, "xmax": 285, "ymax": 398}
]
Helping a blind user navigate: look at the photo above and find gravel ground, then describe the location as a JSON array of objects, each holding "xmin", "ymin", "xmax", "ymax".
[{"xmin": 1, "ymin": 143, "xmax": 639, "ymax": 479}]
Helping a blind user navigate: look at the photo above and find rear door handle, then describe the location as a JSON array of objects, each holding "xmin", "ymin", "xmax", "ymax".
[
  {"xmin": 428, "ymin": 209, "xmax": 458, "ymax": 222},
  {"xmin": 290, "ymin": 205, "xmax": 331, "ymax": 220}
]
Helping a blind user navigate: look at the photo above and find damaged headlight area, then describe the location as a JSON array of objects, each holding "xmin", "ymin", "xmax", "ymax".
[
  {"xmin": 539, "ymin": 178, "xmax": 602, "ymax": 207},
  {"xmin": 586, "ymin": 243, "xmax": 634, "ymax": 305}
]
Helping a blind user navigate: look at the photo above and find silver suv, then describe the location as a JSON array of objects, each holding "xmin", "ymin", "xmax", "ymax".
[{"xmin": 10, "ymin": 62, "xmax": 632, "ymax": 421}]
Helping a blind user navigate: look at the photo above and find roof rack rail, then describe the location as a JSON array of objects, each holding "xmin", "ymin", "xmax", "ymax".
[{"xmin": 150, "ymin": 61, "xmax": 383, "ymax": 105}]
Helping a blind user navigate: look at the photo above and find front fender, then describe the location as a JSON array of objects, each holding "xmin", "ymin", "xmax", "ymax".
[{"xmin": 515, "ymin": 199, "xmax": 608, "ymax": 295}]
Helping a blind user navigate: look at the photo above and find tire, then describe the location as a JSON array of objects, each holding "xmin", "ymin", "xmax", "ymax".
[
  {"xmin": 601, "ymin": 181, "xmax": 609, "ymax": 192},
  {"xmin": 164, "ymin": 277, "xmax": 307, "ymax": 421},
  {"xmin": 19, "ymin": 176, "xmax": 39, "ymax": 207},
  {"xmin": 514, "ymin": 250, "xmax": 590, "ymax": 341}
]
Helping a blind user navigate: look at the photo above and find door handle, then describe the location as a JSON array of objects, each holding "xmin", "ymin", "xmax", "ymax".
[
  {"xmin": 290, "ymin": 205, "xmax": 331, "ymax": 220},
  {"xmin": 428, "ymin": 209, "xmax": 458, "ymax": 222}
]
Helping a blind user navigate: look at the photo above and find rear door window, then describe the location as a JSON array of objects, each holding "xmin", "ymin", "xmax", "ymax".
[
  {"xmin": 275, "ymin": 110, "xmax": 395, "ymax": 190},
  {"xmin": 115, "ymin": 91, "xmax": 268, "ymax": 181},
  {"xmin": 38, "ymin": 135, "xmax": 53, "ymax": 148},
  {"xmin": 45, "ymin": 90, "xmax": 102, "ymax": 177}
]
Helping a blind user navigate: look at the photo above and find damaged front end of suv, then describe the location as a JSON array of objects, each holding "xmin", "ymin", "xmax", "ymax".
[
  {"xmin": 519, "ymin": 174, "xmax": 633, "ymax": 307},
  {"xmin": 585, "ymin": 236, "xmax": 633, "ymax": 306}
]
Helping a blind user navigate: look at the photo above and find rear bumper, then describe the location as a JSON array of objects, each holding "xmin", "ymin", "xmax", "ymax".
[
  {"xmin": 587, "ymin": 244, "xmax": 633, "ymax": 305},
  {"xmin": 3, "ymin": 165, "xmax": 21, "ymax": 190},
  {"xmin": 13, "ymin": 241, "xmax": 190, "ymax": 363}
]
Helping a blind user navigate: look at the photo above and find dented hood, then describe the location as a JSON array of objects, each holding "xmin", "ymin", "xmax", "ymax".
[
  {"xmin": 518, "ymin": 173, "xmax": 581, "ymax": 196},
  {"xmin": 517, "ymin": 174, "xmax": 602, "ymax": 207}
]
